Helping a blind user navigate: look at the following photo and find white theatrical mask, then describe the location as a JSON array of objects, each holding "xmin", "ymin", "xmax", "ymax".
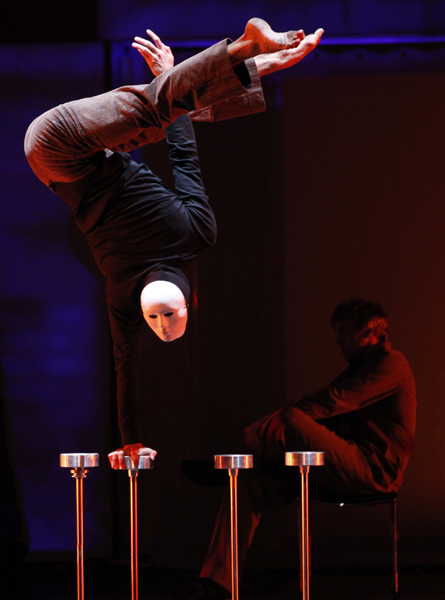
[{"xmin": 140, "ymin": 280, "xmax": 188, "ymax": 342}]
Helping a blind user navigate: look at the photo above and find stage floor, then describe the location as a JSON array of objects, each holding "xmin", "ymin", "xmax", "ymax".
[{"xmin": 5, "ymin": 562, "xmax": 445, "ymax": 600}]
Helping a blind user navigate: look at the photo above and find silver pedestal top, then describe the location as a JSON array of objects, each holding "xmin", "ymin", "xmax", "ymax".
[
  {"xmin": 60, "ymin": 453, "xmax": 99, "ymax": 468},
  {"xmin": 285, "ymin": 451, "xmax": 324, "ymax": 467},
  {"xmin": 115, "ymin": 456, "xmax": 153, "ymax": 470},
  {"xmin": 214, "ymin": 454, "xmax": 253, "ymax": 470}
]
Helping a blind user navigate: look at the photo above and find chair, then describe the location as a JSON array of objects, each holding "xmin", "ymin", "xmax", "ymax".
[{"xmin": 299, "ymin": 491, "xmax": 399, "ymax": 599}]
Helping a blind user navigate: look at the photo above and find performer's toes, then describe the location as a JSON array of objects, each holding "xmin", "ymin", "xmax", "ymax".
[
  {"xmin": 245, "ymin": 17, "xmax": 299, "ymax": 53},
  {"xmin": 289, "ymin": 29, "xmax": 306, "ymax": 48}
]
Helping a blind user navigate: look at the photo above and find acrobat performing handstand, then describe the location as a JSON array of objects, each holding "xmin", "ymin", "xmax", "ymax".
[{"xmin": 24, "ymin": 19, "xmax": 324, "ymax": 468}]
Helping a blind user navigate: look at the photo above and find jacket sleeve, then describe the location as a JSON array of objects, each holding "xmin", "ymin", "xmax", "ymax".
[
  {"xmin": 294, "ymin": 350, "xmax": 409, "ymax": 421},
  {"xmin": 190, "ymin": 58, "xmax": 265, "ymax": 123}
]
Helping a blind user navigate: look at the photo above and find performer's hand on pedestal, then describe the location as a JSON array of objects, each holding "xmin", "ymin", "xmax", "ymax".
[
  {"xmin": 108, "ymin": 443, "xmax": 157, "ymax": 469},
  {"xmin": 132, "ymin": 29, "xmax": 174, "ymax": 76}
]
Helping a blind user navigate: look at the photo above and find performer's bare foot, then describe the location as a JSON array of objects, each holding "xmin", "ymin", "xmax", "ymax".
[
  {"xmin": 228, "ymin": 18, "xmax": 305, "ymax": 65},
  {"xmin": 254, "ymin": 28, "xmax": 324, "ymax": 76}
]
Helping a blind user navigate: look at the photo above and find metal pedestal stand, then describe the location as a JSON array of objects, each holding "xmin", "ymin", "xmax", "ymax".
[
  {"xmin": 285, "ymin": 451, "xmax": 324, "ymax": 600},
  {"xmin": 214, "ymin": 454, "xmax": 253, "ymax": 600},
  {"xmin": 114, "ymin": 456, "xmax": 153, "ymax": 600},
  {"xmin": 60, "ymin": 453, "xmax": 99, "ymax": 600}
]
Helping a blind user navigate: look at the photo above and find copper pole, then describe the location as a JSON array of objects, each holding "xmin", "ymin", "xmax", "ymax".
[
  {"xmin": 214, "ymin": 455, "xmax": 253, "ymax": 600},
  {"xmin": 284, "ymin": 451, "xmax": 324, "ymax": 600},
  {"xmin": 129, "ymin": 468, "xmax": 139, "ymax": 600},
  {"xmin": 300, "ymin": 466, "xmax": 310, "ymax": 600},
  {"xmin": 112, "ymin": 456, "xmax": 152, "ymax": 600},
  {"xmin": 60, "ymin": 453, "xmax": 99, "ymax": 600},
  {"xmin": 229, "ymin": 468, "xmax": 239, "ymax": 600},
  {"xmin": 72, "ymin": 467, "xmax": 88, "ymax": 600}
]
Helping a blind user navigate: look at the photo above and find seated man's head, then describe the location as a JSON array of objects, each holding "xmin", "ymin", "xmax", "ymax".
[
  {"xmin": 140, "ymin": 280, "xmax": 188, "ymax": 342},
  {"xmin": 330, "ymin": 299, "xmax": 388, "ymax": 361}
]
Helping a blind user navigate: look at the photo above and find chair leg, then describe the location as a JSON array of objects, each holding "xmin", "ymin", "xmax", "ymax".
[{"xmin": 390, "ymin": 497, "xmax": 399, "ymax": 599}]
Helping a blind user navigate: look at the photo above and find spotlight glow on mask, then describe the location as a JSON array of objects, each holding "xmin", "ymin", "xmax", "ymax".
[{"xmin": 141, "ymin": 280, "xmax": 188, "ymax": 342}]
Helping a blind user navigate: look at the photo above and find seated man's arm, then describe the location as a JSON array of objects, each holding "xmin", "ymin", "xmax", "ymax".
[{"xmin": 295, "ymin": 349, "xmax": 415, "ymax": 420}]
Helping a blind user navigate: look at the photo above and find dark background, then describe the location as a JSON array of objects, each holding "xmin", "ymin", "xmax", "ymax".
[{"xmin": 1, "ymin": 0, "xmax": 445, "ymax": 572}]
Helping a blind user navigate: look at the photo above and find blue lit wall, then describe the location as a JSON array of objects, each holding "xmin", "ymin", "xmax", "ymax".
[
  {"xmin": 0, "ymin": 44, "xmax": 112, "ymax": 554},
  {"xmin": 98, "ymin": 0, "xmax": 445, "ymax": 41}
]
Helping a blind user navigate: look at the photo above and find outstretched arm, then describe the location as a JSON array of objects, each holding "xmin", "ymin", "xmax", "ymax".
[{"xmin": 254, "ymin": 28, "xmax": 324, "ymax": 77}]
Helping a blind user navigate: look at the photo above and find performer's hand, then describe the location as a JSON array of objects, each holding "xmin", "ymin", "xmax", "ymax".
[
  {"xmin": 132, "ymin": 29, "xmax": 174, "ymax": 76},
  {"xmin": 108, "ymin": 443, "xmax": 157, "ymax": 469},
  {"xmin": 254, "ymin": 28, "xmax": 324, "ymax": 77}
]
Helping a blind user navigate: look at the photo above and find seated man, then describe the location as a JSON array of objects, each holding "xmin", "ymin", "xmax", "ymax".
[
  {"xmin": 184, "ymin": 299, "xmax": 416, "ymax": 599},
  {"xmin": 24, "ymin": 20, "xmax": 324, "ymax": 467}
]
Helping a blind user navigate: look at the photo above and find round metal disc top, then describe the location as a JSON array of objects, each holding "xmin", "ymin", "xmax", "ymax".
[
  {"xmin": 214, "ymin": 454, "xmax": 253, "ymax": 470},
  {"xmin": 60, "ymin": 453, "xmax": 99, "ymax": 468},
  {"xmin": 118, "ymin": 456, "xmax": 153, "ymax": 470},
  {"xmin": 285, "ymin": 451, "xmax": 324, "ymax": 467}
]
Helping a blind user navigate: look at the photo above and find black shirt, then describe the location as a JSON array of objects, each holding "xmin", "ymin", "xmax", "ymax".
[{"xmin": 55, "ymin": 114, "xmax": 216, "ymax": 444}]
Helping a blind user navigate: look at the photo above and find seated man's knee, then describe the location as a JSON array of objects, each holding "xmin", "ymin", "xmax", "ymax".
[
  {"xmin": 280, "ymin": 406, "xmax": 310, "ymax": 449},
  {"xmin": 280, "ymin": 405, "xmax": 305, "ymax": 428}
]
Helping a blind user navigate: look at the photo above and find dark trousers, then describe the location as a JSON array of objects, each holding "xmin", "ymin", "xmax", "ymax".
[
  {"xmin": 200, "ymin": 406, "xmax": 387, "ymax": 590},
  {"xmin": 25, "ymin": 41, "xmax": 264, "ymax": 188}
]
